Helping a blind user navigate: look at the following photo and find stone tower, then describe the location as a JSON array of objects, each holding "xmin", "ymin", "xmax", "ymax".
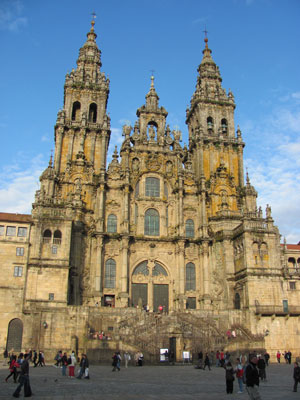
[{"xmin": 26, "ymin": 20, "xmax": 111, "ymax": 309}]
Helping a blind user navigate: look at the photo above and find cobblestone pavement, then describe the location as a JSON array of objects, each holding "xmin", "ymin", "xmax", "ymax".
[{"xmin": 0, "ymin": 362, "xmax": 297, "ymax": 399}]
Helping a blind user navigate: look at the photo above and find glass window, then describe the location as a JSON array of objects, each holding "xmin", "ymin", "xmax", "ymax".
[
  {"xmin": 186, "ymin": 219, "xmax": 195, "ymax": 238},
  {"xmin": 0, "ymin": 225, "xmax": 4, "ymax": 235},
  {"xmin": 53, "ymin": 230, "xmax": 62, "ymax": 245},
  {"xmin": 105, "ymin": 259, "xmax": 116, "ymax": 288},
  {"xmin": 49, "ymin": 293, "xmax": 54, "ymax": 301},
  {"xmin": 14, "ymin": 266, "xmax": 23, "ymax": 277},
  {"xmin": 16, "ymin": 247, "xmax": 24, "ymax": 256},
  {"xmin": 107, "ymin": 214, "xmax": 117, "ymax": 233},
  {"xmin": 234, "ymin": 293, "xmax": 241, "ymax": 309},
  {"xmin": 145, "ymin": 177, "xmax": 160, "ymax": 197},
  {"xmin": 6, "ymin": 226, "xmax": 16, "ymax": 236},
  {"xmin": 289, "ymin": 282, "xmax": 296, "ymax": 290},
  {"xmin": 52, "ymin": 246, "xmax": 57, "ymax": 254},
  {"xmin": 135, "ymin": 182, "xmax": 139, "ymax": 198},
  {"xmin": 144, "ymin": 209, "xmax": 159, "ymax": 236},
  {"xmin": 185, "ymin": 262, "xmax": 196, "ymax": 291},
  {"xmin": 17, "ymin": 227, "xmax": 28, "ymax": 237},
  {"xmin": 186, "ymin": 297, "xmax": 196, "ymax": 309}
]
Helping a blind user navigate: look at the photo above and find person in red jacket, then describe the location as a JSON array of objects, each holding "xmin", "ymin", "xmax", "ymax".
[{"xmin": 5, "ymin": 355, "xmax": 20, "ymax": 383}]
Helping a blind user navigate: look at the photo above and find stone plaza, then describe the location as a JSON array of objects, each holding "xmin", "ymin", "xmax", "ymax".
[{"xmin": 0, "ymin": 361, "xmax": 297, "ymax": 399}]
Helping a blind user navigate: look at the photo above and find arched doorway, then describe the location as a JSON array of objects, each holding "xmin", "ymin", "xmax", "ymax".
[
  {"xmin": 6, "ymin": 318, "xmax": 23, "ymax": 352},
  {"xmin": 131, "ymin": 260, "xmax": 170, "ymax": 312}
]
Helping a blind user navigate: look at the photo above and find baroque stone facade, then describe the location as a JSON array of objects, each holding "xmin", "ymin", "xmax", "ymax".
[{"xmin": 1, "ymin": 21, "xmax": 300, "ymax": 362}]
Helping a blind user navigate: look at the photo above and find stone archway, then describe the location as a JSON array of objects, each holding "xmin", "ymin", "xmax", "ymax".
[
  {"xmin": 6, "ymin": 318, "xmax": 23, "ymax": 352},
  {"xmin": 131, "ymin": 260, "xmax": 170, "ymax": 312}
]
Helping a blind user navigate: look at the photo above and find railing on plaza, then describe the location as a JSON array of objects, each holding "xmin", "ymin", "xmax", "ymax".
[{"xmin": 255, "ymin": 305, "xmax": 300, "ymax": 315}]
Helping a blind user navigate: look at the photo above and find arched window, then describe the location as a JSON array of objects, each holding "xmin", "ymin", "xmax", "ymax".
[
  {"xmin": 133, "ymin": 261, "xmax": 149, "ymax": 276},
  {"xmin": 288, "ymin": 257, "xmax": 296, "ymax": 269},
  {"xmin": 186, "ymin": 219, "xmax": 195, "ymax": 238},
  {"xmin": 71, "ymin": 101, "xmax": 81, "ymax": 121},
  {"xmin": 104, "ymin": 259, "xmax": 116, "ymax": 288},
  {"xmin": 107, "ymin": 214, "xmax": 117, "ymax": 233},
  {"xmin": 145, "ymin": 177, "xmax": 160, "ymax": 197},
  {"xmin": 43, "ymin": 229, "xmax": 52, "ymax": 243},
  {"xmin": 207, "ymin": 116, "xmax": 213, "ymax": 132},
  {"xmin": 185, "ymin": 262, "xmax": 196, "ymax": 291},
  {"xmin": 221, "ymin": 118, "xmax": 228, "ymax": 134},
  {"xmin": 6, "ymin": 319, "xmax": 23, "ymax": 352},
  {"xmin": 152, "ymin": 263, "xmax": 168, "ymax": 276},
  {"xmin": 144, "ymin": 208, "xmax": 159, "ymax": 236},
  {"xmin": 88, "ymin": 103, "xmax": 97, "ymax": 123},
  {"xmin": 234, "ymin": 293, "xmax": 241, "ymax": 309},
  {"xmin": 53, "ymin": 230, "xmax": 62, "ymax": 245}
]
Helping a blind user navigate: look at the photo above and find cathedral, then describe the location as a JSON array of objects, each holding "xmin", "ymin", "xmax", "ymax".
[{"xmin": 1, "ymin": 20, "xmax": 300, "ymax": 363}]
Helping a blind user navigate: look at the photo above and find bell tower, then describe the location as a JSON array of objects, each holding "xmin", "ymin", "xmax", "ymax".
[{"xmin": 186, "ymin": 37, "xmax": 245, "ymax": 219}]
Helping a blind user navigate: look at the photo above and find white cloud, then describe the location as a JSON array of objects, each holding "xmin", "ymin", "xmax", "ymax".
[
  {"xmin": 0, "ymin": 154, "xmax": 45, "ymax": 214},
  {"xmin": 0, "ymin": 0, "xmax": 27, "ymax": 32},
  {"xmin": 245, "ymin": 91, "xmax": 300, "ymax": 244}
]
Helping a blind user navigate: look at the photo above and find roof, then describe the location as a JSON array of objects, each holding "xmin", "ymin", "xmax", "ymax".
[
  {"xmin": 281, "ymin": 243, "xmax": 300, "ymax": 251},
  {"xmin": 0, "ymin": 212, "xmax": 32, "ymax": 223}
]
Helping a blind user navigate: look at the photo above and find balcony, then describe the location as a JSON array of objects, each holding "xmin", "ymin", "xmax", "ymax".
[{"xmin": 255, "ymin": 305, "xmax": 300, "ymax": 316}]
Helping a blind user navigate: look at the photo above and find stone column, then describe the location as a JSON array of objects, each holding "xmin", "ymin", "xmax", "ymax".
[
  {"xmin": 54, "ymin": 127, "xmax": 63, "ymax": 173},
  {"xmin": 238, "ymin": 145, "xmax": 244, "ymax": 187},
  {"xmin": 119, "ymin": 236, "xmax": 129, "ymax": 307},
  {"xmin": 95, "ymin": 235, "xmax": 103, "ymax": 292},
  {"xmin": 202, "ymin": 241, "xmax": 210, "ymax": 307}
]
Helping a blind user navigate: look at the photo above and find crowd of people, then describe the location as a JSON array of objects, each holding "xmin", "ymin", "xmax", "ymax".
[{"xmin": 3, "ymin": 347, "xmax": 299, "ymax": 398}]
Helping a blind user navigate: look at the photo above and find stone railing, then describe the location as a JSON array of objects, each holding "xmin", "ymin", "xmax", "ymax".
[{"xmin": 255, "ymin": 305, "xmax": 300, "ymax": 316}]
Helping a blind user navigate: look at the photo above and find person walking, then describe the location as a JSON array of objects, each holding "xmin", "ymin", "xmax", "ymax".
[
  {"xmin": 235, "ymin": 358, "xmax": 244, "ymax": 393},
  {"xmin": 203, "ymin": 353, "xmax": 211, "ymax": 370},
  {"xmin": 276, "ymin": 351, "xmax": 281, "ymax": 363},
  {"xmin": 224, "ymin": 362, "xmax": 235, "ymax": 394},
  {"xmin": 257, "ymin": 356, "xmax": 266, "ymax": 381},
  {"xmin": 124, "ymin": 351, "xmax": 131, "ymax": 368},
  {"xmin": 112, "ymin": 352, "xmax": 119, "ymax": 372},
  {"xmin": 264, "ymin": 352, "xmax": 270, "ymax": 366},
  {"xmin": 77, "ymin": 354, "xmax": 88, "ymax": 379},
  {"xmin": 293, "ymin": 362, "xmax": 300, "ymax": 392},
  {"xmin": 245, "ymin": 354, "xmax": 261, "ymax": 400},
  {"xmin": 12, "ymin": 353, "xmax": 32, "ymax": 398},
  {"xmin": 5, "ymin": 355, "xmax": 20, "ymax": 383}
]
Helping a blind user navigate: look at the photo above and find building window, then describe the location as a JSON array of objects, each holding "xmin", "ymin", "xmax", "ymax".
[
  {"xmin": 0, "ymin": 225, "xmax": 4, "ymax": 235},
  {"xmin": 135, "ymin": 204, "xmax": 138, "ymax": 225},
  {"xmin": 52, "ymin": 246, "xmax": 57, "ymax": 254},
  {"xmin": 185, "ymin": 262, "xmax": 196, "ymax": 291},
  {"xmin": 107, "ymin": 214, "xmax": 117, "ymax": 233},
  {"xmin": 234, "ymin": 293, "xmax": 241, "ymax": 309},
  {"xmin": 186, "ymin": 297, "xmax": 196, "ymax": 309},
  {"xmin": 135, "ymin": 182, "xmax": 139, "ymax": 198},
  {"xmin": 145, "ymin": 177, "xmax": 160, "ymax": 197},
  {"xmin": 14, "ymin": 266, "xmax": 23, "ymax": 277},
  {"xmin": 105, "ymin": 259, "xmax": 116, "ymax": 288},
  {"xmin": 49, "ymin": 293, "xmax": 54, "ymax": 301},
  {"xmin": 6, "ymin": 226, "xmax": 16, "ymax": 236},
  {"xmin": 53, "ymin": 230, "xmax": 62, "ymax": 245},
  {"xmin": 16, "ymin": 247, "xmax": 24, "ymax": 256},
  {"xmin": 43, "ymin": 229, "xmax": 52, "ymax": 243},
  {"xmin": 144, "ymin": 208, "xmax": 159, "ymax": 236},
  {"xmin": 17, "ymin": 227, "xmax": 27, "ymax": 237},
  {"xmin": 185, "ymin": 219, "xmax": 195, "ymax": 238},
  {"xmin": 71, "ymin": 101, "xmax": 81, "ymax": 121},
  {"xmin": 164, "ymin": 182, "xmax": 168, "ymax": 199},
  {"xmin": 88, "ymin": 103, "xmax": 97, "ymax": 123},
  {"xmin": 289, "ymin": 282, "xmax": 296, "ymax": 290},
  {"xmin": 283, "ymin": 299, "xmax": 289, "ymax": 313},
  {"xmin": 221, "ymin": 118, "xmax": 228, "ymax": 134},
  {"xmin": 207, "ymin": 116, "xmax": 213, "ymax": 131}
]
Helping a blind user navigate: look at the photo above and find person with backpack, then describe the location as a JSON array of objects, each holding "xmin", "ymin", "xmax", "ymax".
[
  {"xmin": 224, "ymin": 361, "xmax": 235, "ymax": 394},
  {"xmin": 293, "ymin": 362, "xmax": 300, "ymax": 392},
  {"xmin": 257, "ymin": 356, "xmax": 266, "ymax": 381},
  {"xmin": 245, "ymin": 354, "xmax": 261, "ymax": 400},
  {"xmin": 235, "ymin": 358, "xmax": 244, "ymax": 393},
  {"xmin": 5, "ymin": 355, "xmax": 20, "ymax": 383}
]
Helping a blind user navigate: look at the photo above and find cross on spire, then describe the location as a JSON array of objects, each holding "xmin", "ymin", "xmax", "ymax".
[{"xmin": 91, "ymin": 11, "xmax": 96, "ymax": 29}]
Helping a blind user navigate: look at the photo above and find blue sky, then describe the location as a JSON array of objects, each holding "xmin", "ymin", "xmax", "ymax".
[{"xmin": 0, "ymin": 0, "xmax": 299, "ymax": 243}]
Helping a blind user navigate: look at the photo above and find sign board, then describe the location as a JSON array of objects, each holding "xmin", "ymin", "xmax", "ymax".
[{"xmin": 160, "ymin": 348, "xmax": 169, "ymax": 362}]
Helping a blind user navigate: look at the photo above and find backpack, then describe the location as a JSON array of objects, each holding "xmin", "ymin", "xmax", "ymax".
[{"xmin": 67, "ymin": 357, "xmax": 72, "ymax": 365}]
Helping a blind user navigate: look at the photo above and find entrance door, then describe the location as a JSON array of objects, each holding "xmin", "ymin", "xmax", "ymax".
[
  {"xmin": 6, "ymin": 319, "xmax": 23, "ymax": 352},
  {"xmin": 169, "ymin": 337, "xmax": 176, "ymax": 362},
  {"xmin": 131, "ymin": 283, "xmax": 148, "ymax": 308},
  {"xmin": 153, "ymin": 284, "xmax": 169, "ymax": 312}
]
